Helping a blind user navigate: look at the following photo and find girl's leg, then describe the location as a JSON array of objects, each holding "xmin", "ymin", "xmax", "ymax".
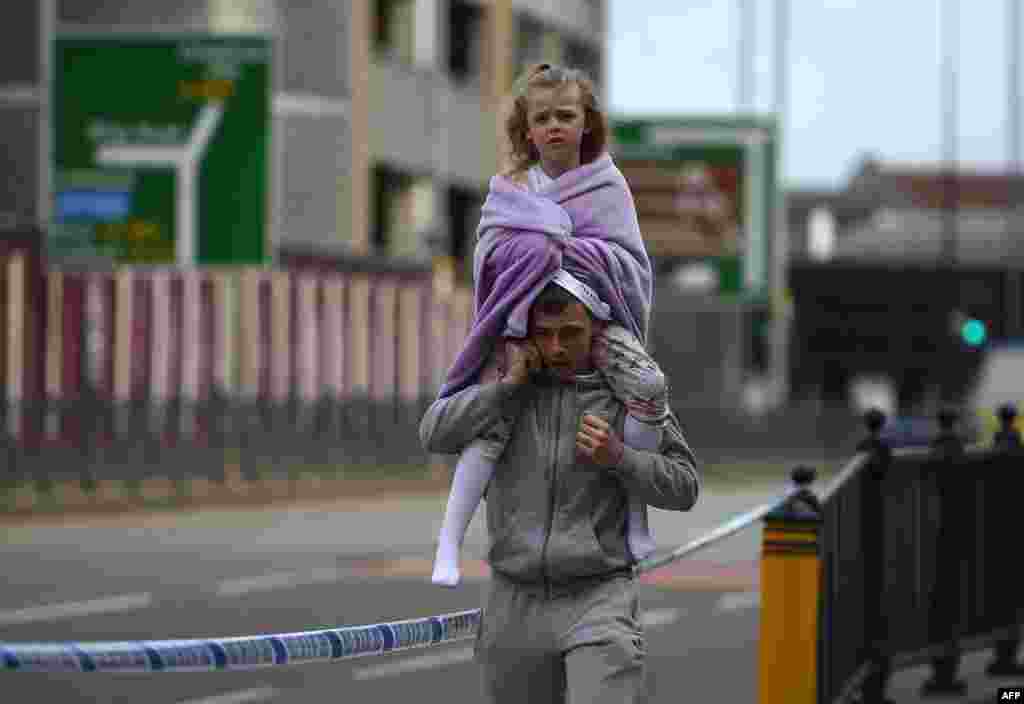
[
  {"xmin": 592, "ymin": 325, "xmax": 669, "ymax": 561},
  {"xmin": 622, "ymin": 416, "xmax": 660, "ymax": 560},
  {"xmin": 432, "ymin": 344, "xmax": 509, "ymax": 587},
  {"xmin": 432, "ymin": 439, "xmax": 497, "ymax": 586}
]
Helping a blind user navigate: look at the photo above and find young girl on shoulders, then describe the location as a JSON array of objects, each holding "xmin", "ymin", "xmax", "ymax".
[{"xmin": 431, "ymin": 63, "xmax": 672, "ymax": 586}]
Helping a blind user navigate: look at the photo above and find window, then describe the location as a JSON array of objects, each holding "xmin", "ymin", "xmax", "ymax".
[
  {"xmin": 375, "ymin": 0, "xmax": 415, "ymax": 65},
  {"xmin": 584, "ymin": 0, "xmax": 605, "ymax": 34},
  {"xmin": 373, "ymin": 165, "xmax": 437, "ymax": 259},
  {"xmin": 565, "ymin": 39, "xmax": 602, "ymax": 85},
  {"xmin": 372, "ymin": 164, "xmax": 413, "ymax": 255},
  {"xmin": 807, "ymin": 206, "xmax": 836, "ymax": 262},
  {"xmin": 449, "ymin": 0, "xmax": 484, "ymax": 83},
  {"xmin": 447, "ymin": 186, "xmax": 483, "ymax": 283},
  {"xmin": 515, "ymin": 13, "xmax": 545, "ymax": 76}
]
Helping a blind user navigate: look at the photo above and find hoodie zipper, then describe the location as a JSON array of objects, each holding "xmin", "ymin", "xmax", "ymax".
[{"xmin": 540, "ymin": 383, "xmax": 564, "ymax": 600}]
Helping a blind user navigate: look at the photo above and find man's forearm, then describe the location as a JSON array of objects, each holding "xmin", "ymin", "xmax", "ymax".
[
  {"xmin": 606, "ymin": 416, "xmax": 700, "ymax": 511},
  {"xmin": 612, "ymin": 446, "xmax": 699, "ymax": 511}
]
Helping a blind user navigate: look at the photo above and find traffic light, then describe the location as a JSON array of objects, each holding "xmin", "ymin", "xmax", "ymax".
[
  {"xmin": 960, "ymin": 317, "xmax": 987, "ymax": 347},
  {"xmin": 950, "ymin": 310, "xmax": 988, "ymax": 348}
]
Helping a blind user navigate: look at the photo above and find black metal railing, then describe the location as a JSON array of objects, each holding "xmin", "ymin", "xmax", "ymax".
[
  {"xmin": 819, "ymin": 405, "xmax": 1024, "ymax": 703},
  {"xmin": 0, "ymin": 390, "xmax": 437, "ymax": 503},
  {"xmin": 1, "ymin": 395, "xmax": 869, "ymax": 508}
]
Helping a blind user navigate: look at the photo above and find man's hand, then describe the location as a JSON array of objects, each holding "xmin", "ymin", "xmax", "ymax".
[
  {"xmin": 502, "ymin": 340, "xmax": 542, "ymax": 387},
  {"xmin": 577, "ymin": 413, "xmax": 625, "ymax": 468}
]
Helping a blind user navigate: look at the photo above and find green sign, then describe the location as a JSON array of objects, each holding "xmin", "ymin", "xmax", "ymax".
[
  {"xmin": 51, "ymin": 34, "xmax": 271, "ymax": 265},
  {"xmin": 611, "ymin": 117, "xmax": 777, "ymax": 300}
]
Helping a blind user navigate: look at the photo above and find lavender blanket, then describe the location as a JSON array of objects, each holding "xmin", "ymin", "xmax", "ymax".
[{"xmin": 439, "ymin": 153, "xmax": 652, "ymax": 399}]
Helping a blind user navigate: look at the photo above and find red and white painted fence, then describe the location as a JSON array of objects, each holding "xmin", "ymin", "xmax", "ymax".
[{"xmin": 0, "ymin": 251, "xmax": 474, "ymax": 444}]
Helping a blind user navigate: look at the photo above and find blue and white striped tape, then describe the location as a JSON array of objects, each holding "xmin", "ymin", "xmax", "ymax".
[
  {"xmin": 0, "ymin": 610, "xmax": 481, "ymax": 673},
  {"xmin": 0, "ymin": 485, "xmax": 799, "ymax": 674}
]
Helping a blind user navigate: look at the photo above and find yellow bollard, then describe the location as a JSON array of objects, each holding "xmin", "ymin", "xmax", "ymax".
[{"xmin": 758, "ymin": 466, "xmax": 822, "ymax": 704}]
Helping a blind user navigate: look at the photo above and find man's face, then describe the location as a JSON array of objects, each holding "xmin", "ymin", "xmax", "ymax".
[{"xmin": 529, "ymin": 301, "xmax": 595, "ymax": 381}]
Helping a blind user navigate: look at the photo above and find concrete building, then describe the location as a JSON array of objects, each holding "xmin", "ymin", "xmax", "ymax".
[
  {"xmin": 787, "ymin": 155, "xmax": 1024, "ymax": 267},
  {"xmin": 1, "ymin": 0, "xmax": 605, "ymax": 279}
]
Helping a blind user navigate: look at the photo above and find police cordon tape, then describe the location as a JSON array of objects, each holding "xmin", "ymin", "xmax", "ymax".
[{"xmin": 0, "ymin": 484, "xmax": 802, "ymax": 673}]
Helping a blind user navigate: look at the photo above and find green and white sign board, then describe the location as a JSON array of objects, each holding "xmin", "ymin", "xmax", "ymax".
[
  {"xmin": 611, "ymin": 117, "xmax": 777, "ymax": 300},
  {"xmin": 51, "ymin": 34, "xmax": 270, "ymax": 265}
]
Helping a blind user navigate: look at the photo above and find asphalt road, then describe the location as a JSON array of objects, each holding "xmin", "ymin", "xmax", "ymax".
[
  {"xmin": 0, "ymin": 484, "xmax": 778, "ymax": 703},
  {"xmin": 0, "ymin": 484, "xmax": 1009, "ymax": 703}
]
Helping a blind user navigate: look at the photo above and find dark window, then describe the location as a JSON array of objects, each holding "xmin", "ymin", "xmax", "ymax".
[
  {"xmin": 449, "ymin": 0, "xmax": 484, "ymax": 83},
  {"xmin": 373, "ymin": 165, "xmax": 413, "ymax": 254},
  {"xmin": 447, "ymin": 186, "xmax": 483, "ymax": 283},
  {"xmin": 0, "ymin": 1, "xmax": 39, "ymax": 85},
  {"xmin": 375, "ymin": 0, "xmax": 414, "ymax": 63},
  {"xmin": 514, "ymin": 13, "xmax": 545, "ymax": 76},
  {"xmin": 565, "ymin": 39, "xmax": 602, "ymax": 85}
]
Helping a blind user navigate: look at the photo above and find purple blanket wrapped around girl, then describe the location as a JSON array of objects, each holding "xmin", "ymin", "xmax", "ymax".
[{"xmin": 439, "ymin": 153, "xmax": 652, "ymax": 399}]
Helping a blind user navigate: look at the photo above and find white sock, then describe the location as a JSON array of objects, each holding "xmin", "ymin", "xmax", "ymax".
[
  {"xmin": 623, "ymin": 414, "xmax": 662, "ymax": 560},
  {"xmin": 432, "ymin": 440, "xmax": 495, "ymax": 587}
]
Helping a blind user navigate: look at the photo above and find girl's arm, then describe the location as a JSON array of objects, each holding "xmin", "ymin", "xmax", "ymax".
[{"xmin": 419, "ymin": 381, "xmax": 525, "ymax": 455}]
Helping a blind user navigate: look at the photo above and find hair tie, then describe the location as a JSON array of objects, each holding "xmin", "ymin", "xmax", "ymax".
[{"xmin": 513, "ymin": 63, "xmax": 572, "ymax": 97}]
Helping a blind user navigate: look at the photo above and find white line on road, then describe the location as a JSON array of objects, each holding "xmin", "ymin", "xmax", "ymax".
[
  {"xmin": 640, "ymin": 607, "xmax": 683, "ymax": 629},
  {"xmin": 715, "ymin": 591, "xmax": 761, "ymax": 612},
  {"xmin": 215, "ymin": 566, "xmax": 352, "ymax": 597},
  {"xmin": 352, "ymin": 646, "xmax": 475, "ymax": 681},
  {"xmin": 175, "ymin": 686, "xmax": 278, "ymax": 704},
  {"xmin": 0, "ymin": 592, "xmax": 153, "ymax": 626}
]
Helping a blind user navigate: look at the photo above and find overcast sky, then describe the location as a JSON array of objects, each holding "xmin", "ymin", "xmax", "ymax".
[{"xmin": 608, "ymin": 0, "xmax": 1021, "ymax": 189}]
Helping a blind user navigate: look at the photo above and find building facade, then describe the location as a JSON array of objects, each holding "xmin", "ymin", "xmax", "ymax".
[
  {"xmin": 787, "ymin": 156, "xmax": 1024, "ymax": 267},
  {"xmin": 1, "ymin": 0, "xmax": 605, "ymax": 280}
]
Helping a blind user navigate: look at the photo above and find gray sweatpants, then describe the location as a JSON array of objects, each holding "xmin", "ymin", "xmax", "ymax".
[{"xmin": 475, "ymin": 570, "xmax": 646, "ymax": 704}]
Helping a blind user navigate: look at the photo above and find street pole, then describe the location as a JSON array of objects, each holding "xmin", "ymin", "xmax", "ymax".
[
  {"xmin": 1009, "ymin": 0, "xmax": 1021, "ymax": 338},
  {"xmin": 771, "ymin": 0, "xmax": 790, "ymax": 407},
  {"xmin": 738, "ymin": 0, "xmax": 755, "ymax": 112},
  {"xmin": 1012, "ymin": 0, "xmax": 1021, "ymax": 173},
  {"xmin": 941, "ymin": 0, "xmax": 959, "ymax": 267}
]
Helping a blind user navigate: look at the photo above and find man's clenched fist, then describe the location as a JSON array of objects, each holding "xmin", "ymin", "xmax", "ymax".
[{"xmin": 577, "ymin": 413, "xmax": 624, "ymax": 468}]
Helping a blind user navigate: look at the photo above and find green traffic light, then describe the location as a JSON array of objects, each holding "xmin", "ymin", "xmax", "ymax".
[{"xmin": 961, "ymin": 318, "xmax": 987, "ymax": 346}]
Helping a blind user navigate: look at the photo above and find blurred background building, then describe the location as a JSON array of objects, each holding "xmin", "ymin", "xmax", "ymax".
[
  {"xmin": 788, "ymin": 155, "xmax": 1024, "ymax": 267},
  {"xmin": 0, "ymin": 0, "xmax": 604, "ymax": 280},
  {"xmin": 6, "ymin": 1, "xmax": 1021, "ymax": 427}
]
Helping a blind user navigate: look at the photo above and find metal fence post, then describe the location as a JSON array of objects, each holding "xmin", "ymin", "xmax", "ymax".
[
  {"xmin": 758, "ymin": 465, "xmax": 822, "ymax": 704},
  {"xmin": 986, "ymin": 403, "xmax": 1024, "ymax": 676},
  {"xmin": 1, "ymin": 402, "xmax": 20, "ymax": 494},
  {"xmin": 26, "ymin": 399, "xmax": 52, "ymax": 502},
  {"xmin": 206, "ymin": 386, "xmax": 228, "ymax": 485},
  {"xmin": 921, "ymin": 406, "xmax": 967, "ymax": 697},
  {"xmin": 856, "ymin": 408, "xmax": 894, "ymax": 704}
]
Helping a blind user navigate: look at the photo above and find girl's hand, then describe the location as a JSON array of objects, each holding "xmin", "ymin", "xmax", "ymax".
[{"xmin": 577, "ymin": 413, "xmax": 625, "ymax": 468}]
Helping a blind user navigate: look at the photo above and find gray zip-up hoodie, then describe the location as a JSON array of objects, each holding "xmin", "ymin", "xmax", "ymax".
[{"xmin": 420, "ymin": 371, "xmax": 700, "ymax": 586}]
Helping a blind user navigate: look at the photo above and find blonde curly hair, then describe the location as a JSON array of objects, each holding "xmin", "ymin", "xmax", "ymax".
[{"xmin": 503, "ymin": 63, "xmax": 608, "ymax": 176}]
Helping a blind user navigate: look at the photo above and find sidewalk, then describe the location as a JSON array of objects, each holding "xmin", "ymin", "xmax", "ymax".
[{"xmin": 886, "ymin": 649, "xmax": 1023, "ymax": 703}]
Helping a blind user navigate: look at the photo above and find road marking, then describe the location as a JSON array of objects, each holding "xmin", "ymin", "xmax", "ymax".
[
  {"xmin": 176, "ymin": 686, "xmax": 278, "ymax": 704},
  {"xmin": 640, "ymin": 607, "xmax": 683, "ymax": 629},
  {"xmin": 351, "ymin": 646, "xmax": 475, "ymax": 681},
  {"xmin": 215, "ymin": 567, "xmax": 351, "ymax": 597},
  {"xmin": 274, "ymin": 93, "xmax": 350, "ymax": 118},
  {"xmin": 0, "ymin": 592, "xmax": 152, "ymax": 626},
  {"xmin": 716, "ymin": 591, "xmax": 761, "ymax": 612}
]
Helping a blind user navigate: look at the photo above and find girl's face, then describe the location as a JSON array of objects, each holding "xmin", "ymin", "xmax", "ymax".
[{"xmin": 525, "ymin": 83, "xmax": 587, "ymax": 177}]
